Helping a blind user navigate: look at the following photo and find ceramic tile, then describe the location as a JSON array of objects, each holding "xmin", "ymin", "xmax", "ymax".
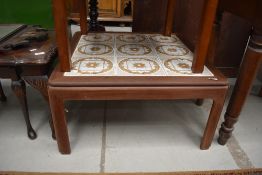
[
  {"xmin": 148, "ymin": 34, "xmax": 182, "ymax": 45},
  {"xmin": 115, "ymin": 43, "xmax": 155, "ymax": 57},
  {"xmin": 158, "ymin": 57, "xmax": 213, "ymax": 77},
  {"xmin": 78, "ymin": 33, "xmax": 114, "ymax": 44},
  {"xmin": 116, "ymin": 56, "xmax": 167, "ymax": 76},
  {"xmin": 115, "ymin": 34, "xmax": 149, "ymax": 43},
  {"xmin": 64, "ymin": 57, "xmax": 116, "ymax": 76},
  {"xmin": 72, "ymin": 42, "xmax": 114, "ymax": 59},
  {"xmin": 155, "ymin": 44, "xmax": 193, "ymax": 58},
  {"xmin": 65, "ymin": 33, "xmax": 214, "ymax": 77}
]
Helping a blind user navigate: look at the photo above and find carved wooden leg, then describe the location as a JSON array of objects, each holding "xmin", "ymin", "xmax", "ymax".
[
  {"xmin": 0, "ymin": 81, "xmax": 7, "ymax": 102},
  {"xmin": 200, "ymin": 93, "xmax": 226, "ymax": 150},
  {"xmin": 89, "ymin": 0, "xmax": 105, "ymax": 31},
  {"xmin": 48, "ymin": 88, "xmax": 70, "ymax": 154},
  {"xmin": 11, "ymin": 79, "xmax": 37, "ymax": 139},
  {"xmin": 218, "ymin": 32, "xmax": 262, "ymax": 145},
  {"xmin": 23, "ymin": 76, "xmax": 56, "ymax": 139}
]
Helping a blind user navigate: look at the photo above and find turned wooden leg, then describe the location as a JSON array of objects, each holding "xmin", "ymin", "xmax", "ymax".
[
  {"xmin": 89, "ymin": 0, "xmax": 105, "ymax": 31},
  {"xmin": 200, "ymin": 93, "xmax": 226, "ymax": 150},
  {"xmin": 23, "ymin": 76, "xmax": 56, "ymax": 139},
  {"xmin": 0, "ymin": 81, "xmax": 7, "ymax": 102},
  {"xmin": 48, "ymin": 88, "xmax": 70, "ymax": 154},
  {"xmin": 218, "ymin": 32, "xmax": 262, "ymax": 145},
  {"xmin": 11, "ymin": 79, "xmax": 37, "ymax": 139}
]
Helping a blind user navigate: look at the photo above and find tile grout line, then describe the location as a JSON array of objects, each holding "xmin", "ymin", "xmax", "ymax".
[
  {"xmin": 226, "ymin": 135, "xmax": 255, "ymax": 169},
  {"xmin": 99, "ymin": 101, "xmax": 107, "ymax": 173}
]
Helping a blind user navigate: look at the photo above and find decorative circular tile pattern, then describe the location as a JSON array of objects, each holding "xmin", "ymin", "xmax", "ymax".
[
  {"xmin": 164, "ymin": 58, "xmax": 193, "ymax": 74},
  {"xmin": 156, "ymin": 45, "xmax": 189, "ymax": 56},
  {"xmin": 83, "ymin": 34, "xmax": 112, "ymax": 42},
  {"xmin": 119, "ymin": 58, "xmax": 160, "ymax": 75},
  {"xmin": 150, "ymin": 35, "xmax": 177, "ymax": 43},
  {"xmin": 78, "ymin": 44, "xmax": 113, "ymax": 55},
  {"xmin": 72, "ymin": 58, "xmax": 113, "ymax": 74},
  {"xmin": 117, "ymin": 34, "xmax": 146, "ymax": 43},
  {"xmin": 118, "ymin": 44, "xmax": 152, "ymax": 56}
]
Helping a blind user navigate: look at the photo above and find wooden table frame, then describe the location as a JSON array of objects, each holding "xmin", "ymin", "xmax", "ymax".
[{"xmin": 49, "ymin": 0, "xmax": 228, "ymax": 154}]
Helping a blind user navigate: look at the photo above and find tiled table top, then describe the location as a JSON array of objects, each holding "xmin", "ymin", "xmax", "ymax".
[{"xmin": 65, "ymin": 33, "xmax": 213, "ymax": 77}]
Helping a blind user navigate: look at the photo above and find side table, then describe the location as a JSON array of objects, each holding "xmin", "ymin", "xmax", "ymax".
[{"xmin": 0, "ymin": 24, "xmax": 56, "ymax": 139}]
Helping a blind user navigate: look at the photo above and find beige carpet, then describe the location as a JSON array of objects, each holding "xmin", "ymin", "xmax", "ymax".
[{"xmin": 1, "ymin": 169, "xmax": 262, "ymax": 175}]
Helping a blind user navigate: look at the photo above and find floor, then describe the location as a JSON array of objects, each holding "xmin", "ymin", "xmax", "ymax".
[{"xmin": 0, "ymin": 78, "xmax": 262, "ymax": 173}]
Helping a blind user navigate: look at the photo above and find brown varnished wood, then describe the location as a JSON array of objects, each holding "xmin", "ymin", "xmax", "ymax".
[
  {"xmin": 218, "ymin": 33, "xmax": 262, "ymax": 145},
  {"xmin": 218, "ymin": 0, "xmax": 262, "ymax": 31},
  {"xmin": 174, "ymin": 0, "xmax": 205, "ymax": 51},
  {"xmin": 133, "ymin": 0, "xmax": 169, "ymax": 33},
  {"xmin": 24, "ymin": 75, "xmax": 56, "ymax": 139},
  {"xmin": 210, "ymin": 13, "xmax": 252, "ymax": 78},
  {"xmin": 79, "ymin": 0, "xmax": 88, "ymax": 35},
  {"xmin": 49, "ymin": 84, "xmax": 228, "ymax": 154},
  {"xmin": 164, "ymin": 0, "xmax": 176, "ymax": 36},
  {"xmin": 215, "ymin": 0, "xmax": 262, "ymax": 145},
  {"xmin": 192, "ymin": 0, "xmax": 218, "ymax": 73},
  {"xmin": 0, "ymin": 26, "xmax": 57, "ymax": 139},
  {"xmin": 52, "ymin": 0, "xmax": 72, "ymax": 72},
  {"xmin": 11, "ymin": 79, "xmax": 37, "ymax": 139},
  {"xmin": 49, "ymin": 90, "xmax": 70, "ymax": 154},
  {"xmin": 49, "ymin": 0, "xmax": 229, "ymax": 154}
]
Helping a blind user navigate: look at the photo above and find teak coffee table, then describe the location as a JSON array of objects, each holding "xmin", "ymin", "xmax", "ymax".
[{"xmin": 49, "ymin": 0, "xmax": 228, "ymax": 154}]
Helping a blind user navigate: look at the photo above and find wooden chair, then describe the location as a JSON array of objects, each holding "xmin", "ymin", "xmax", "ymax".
[{"xmin": 49, "ymin": 0, "xmax": 228, "ymax": 154}]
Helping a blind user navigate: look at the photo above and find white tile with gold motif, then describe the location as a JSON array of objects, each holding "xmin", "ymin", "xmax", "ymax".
[
  {"xmin": 115, "ymin": 42, "xmax": 155, "ymax": 57},
  {"xmin": 71, "ymin": 42, "xmax": 114, "ymax": 60},
  {"xmin": 148, "ymin": 34, "xmax": 184, "ymax": 45},
  {"xmin": 78, "ymin": 33, "xmax": 114, "ymax": 44},
  {"xmin": 115, "ymin": 56, "xmax": 167, "ymax": 76},
  {"xmin": 159, "ymin": 56, "xmax": 213, "ymax": 77},
  {"xmin": 64, "ymin": 57, "xmax": 116, "ymax": 76},
  {"xmin": 65, "ymin": 33, "xmax": 214, "ymax": 77},
  {"xmin": 115, "ymin": 34, "xmax": 149, "ymax": 44},
  {"xmin": 154, "ymin": 44, "xmax": 194, "ymax": 59}
]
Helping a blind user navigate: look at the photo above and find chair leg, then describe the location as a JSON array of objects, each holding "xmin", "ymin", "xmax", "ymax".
[
  {"xmin": 49, "ymin": 89, "xmax": 71, "ymax": 154},
  {"xmin": 200, "ymin": 98, "xmax": 225, "ymax": 150},
  {"xmin": 218, "ymin": 32, "xmax": 262, "ymax": 145},
  {"xmin": 0, "ymin": 81, "xmax": 7, "ymax": 102}
]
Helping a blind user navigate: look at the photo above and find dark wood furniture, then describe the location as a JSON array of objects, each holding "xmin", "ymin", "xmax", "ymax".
[
  {"xmin": 0, "ymin": 25, "xmax": 56, "ymax": 139},
  {"xmin": 49, "ymin": 0, "xmax": 228, "ymax": 154},
  {"xmin": 216, "ymin": 0, "xmax": 262, "ymax": 145}
]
